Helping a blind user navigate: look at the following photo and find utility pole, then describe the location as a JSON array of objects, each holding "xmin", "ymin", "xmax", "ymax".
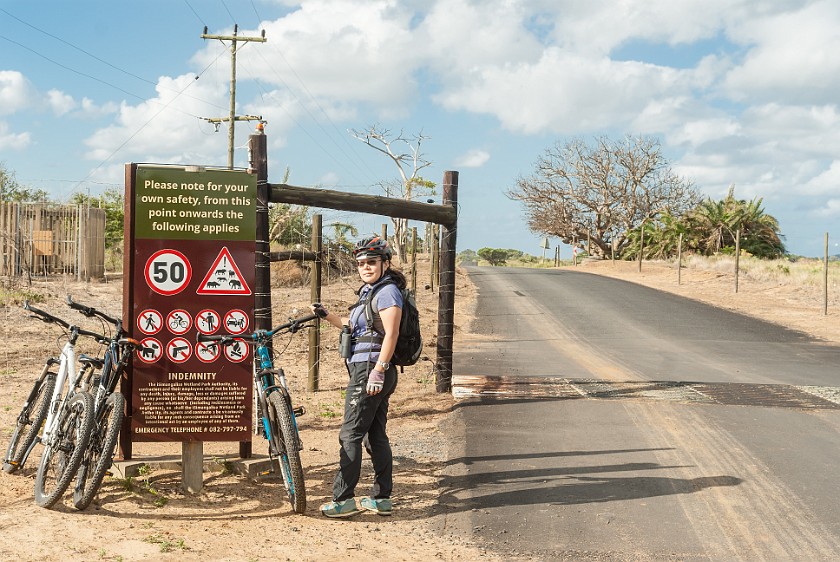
[{"xmin": 201, "ymin": 24, "xmax": 267, "ymax": 169}]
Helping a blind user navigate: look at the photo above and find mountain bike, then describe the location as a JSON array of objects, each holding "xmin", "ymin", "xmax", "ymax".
[
  {"xmin": 3, "ymin": 302, "xmax": 103, "ymax": 477},
  {"xmin": 6, "ymin": 302, "xmax": 104, "ymax": 508},
  {"xmin": 197, "ymin": 312, "xmax": 318, "ymax": 514},
  {"xmin": 66, "ymin": 296, "xmax": 144, "ymax": 510}
]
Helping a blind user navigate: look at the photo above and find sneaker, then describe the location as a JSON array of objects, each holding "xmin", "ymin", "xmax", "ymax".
[
  {"xmin": 360, "ymin": 497, "xmax": 392, "ymax": 516},
  {"xmin": 320, "ymin": 498, "xmax": 361, "ymax": 518}
]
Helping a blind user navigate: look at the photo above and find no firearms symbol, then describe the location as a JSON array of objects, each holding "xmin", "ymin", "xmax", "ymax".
[{"xmin": 196, "ymin": 247, "xmax": 252, "ymax": 296}]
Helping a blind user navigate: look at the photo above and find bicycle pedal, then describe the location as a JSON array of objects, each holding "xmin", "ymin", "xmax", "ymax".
[{"xmin": 293, "ymin": 406, "xmax": 306, "ymax": 417}]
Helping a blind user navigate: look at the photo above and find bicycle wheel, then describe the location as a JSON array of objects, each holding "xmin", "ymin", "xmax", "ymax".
[
  {"xmin": 73, "ymin": 392, "xmax": 125, "ymax": 510},
  {"xmin": 34, "ymin": 392, "xmax": 95, "ymax": 509},
  {"xmin": 267, "ymin": 391, "xmax": 306, "ymax": 513},
  {"xmin": 3, "ymin": 372, "xmax": 56, "ymax": 474}
]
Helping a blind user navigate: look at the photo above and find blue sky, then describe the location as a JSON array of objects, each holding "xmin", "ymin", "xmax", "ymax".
[{"xmin": 2, "ymin": 0, "xmax": 839, "ymax": 257}]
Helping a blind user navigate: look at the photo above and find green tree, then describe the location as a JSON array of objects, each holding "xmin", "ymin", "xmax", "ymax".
[
  {"xmin": 685, "ymin": 186, "xmax": 784, "ymax": 258},
  {"xmin": 70, "ymin": 189, "xmax": 124, "ymax": 250},
  {"xmin": 268, "ymin": 203, "xmax": 311, "ymax": 247},
  {"xmin": 623, "ymin": 212, "xmax": 687, "ymax": 260},
  {"xmin": 478, "ymin": 247, "xmax": 508, "ymax": 266},
  {"xmin": 0, "ymin": 163, "xmax": 50, "ymax": 202},
  {"xmin": 327, "ymin": 222, "xmax": 358, "ymax": 255}
]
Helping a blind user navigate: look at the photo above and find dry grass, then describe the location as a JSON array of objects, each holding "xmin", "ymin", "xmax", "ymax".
[{"xmin": 682, "ymin": 255, "xmax": 840, "ymax": 305}]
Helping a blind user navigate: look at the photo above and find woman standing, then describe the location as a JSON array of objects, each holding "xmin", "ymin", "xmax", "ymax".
[{"xmin": 312, "ymin": 236, "xmax": 404, "ymax": 518}]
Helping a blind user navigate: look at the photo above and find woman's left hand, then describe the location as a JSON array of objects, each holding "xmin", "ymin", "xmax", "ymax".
[{"xmin": 367, "ymin": 369, "xmax": 385, "ymax": 394}]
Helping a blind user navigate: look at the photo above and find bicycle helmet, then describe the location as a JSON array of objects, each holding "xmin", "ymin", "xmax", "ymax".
[{"xmin": 353, "ymin": 236, "xmax": 392, "ymax": 260}]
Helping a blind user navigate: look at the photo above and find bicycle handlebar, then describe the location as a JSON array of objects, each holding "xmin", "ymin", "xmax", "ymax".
[
  {"xmin": 196, "ymin": 313, "xmax": 320, "ymax": 344},
  {"xmin": 66, "ymin": 295, "xmax": 122, "ymax": 327},
  {"xmin": 23, "ymin": 301, "xmax": 109, "ymax": 344}
]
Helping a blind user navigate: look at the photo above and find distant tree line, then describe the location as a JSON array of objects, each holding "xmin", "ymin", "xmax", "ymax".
[{"xmin": 508, "ymin": 136, "xmax": 785, "ymax": 259}]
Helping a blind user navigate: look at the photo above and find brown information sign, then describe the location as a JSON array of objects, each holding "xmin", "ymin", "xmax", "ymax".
[{"xmin": 126, "ymin": 164, "xmax": 256, "ymax": 442}]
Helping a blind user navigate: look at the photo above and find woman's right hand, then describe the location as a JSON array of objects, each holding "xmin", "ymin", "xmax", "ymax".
[{"xmin": 311, "ymin": 303, "xmax": 329, "ymax": 318}]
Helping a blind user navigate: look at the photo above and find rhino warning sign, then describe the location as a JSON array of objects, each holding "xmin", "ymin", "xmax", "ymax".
[{"xmin": 196, "ymin": 246, "xmax": 252, "ymax": 295}]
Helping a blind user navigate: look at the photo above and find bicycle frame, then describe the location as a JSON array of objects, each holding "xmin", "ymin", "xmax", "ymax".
[
  {"xmin": 24, "ymin": 303, "xmax": 105, "ymax": 447},
  {"xmin": 66, "ymin": 295, "xmax": 137, "ymax": 412},
  {"xmin": 41, "ymin": 331, "xmax": 88, "ymax": 444}
]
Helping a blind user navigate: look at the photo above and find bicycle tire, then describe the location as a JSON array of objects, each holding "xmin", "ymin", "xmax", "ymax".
[
  {"xmin": 267, "ymin": 391, "xmax": 306, "ymax": 513},
  {"xmin": 3, "ymin": 372, "xmax": 56, "ymax": 474},
  {"xmin": 34, "ymin": 392, "xmax": 95, "ymax": 509},
  {"xmin": 73, "ymin": 392, "xmax": 125, "ymax": 510}
]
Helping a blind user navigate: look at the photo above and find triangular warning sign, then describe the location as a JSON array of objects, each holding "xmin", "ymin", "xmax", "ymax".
[{"xmin": 196, "ymin": 247, "xmax": 252, "ymax": 295}]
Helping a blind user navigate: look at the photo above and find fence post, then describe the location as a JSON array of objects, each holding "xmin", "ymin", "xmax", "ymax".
[
  {"xmin": 435, "ymin": 171, "xmax": 458, "ymax": 393},
  {"xmin": 825, "ymin": 232, "xmax": 830, "ymax": 316},
  {"xmin": 638, "ymin": 226, "xmax": 644, "ymax": 272},
  {"xmin": 677, "ymin": 233, "xmax": 683, "ymax": 285},
  {"xmin": 308, "ymin": 214, "xmax": 322, "ymax": 391},
  {"xmin": 411, "ymin": 227, "xmax": 417, "ymax": 295},
  {"xmin": 429, "ymin": 225, "xmax": 437, "ymax": 291},
  {"xmin": 735, "ymin": 229, "xmax": 741, "ymax": 293}
]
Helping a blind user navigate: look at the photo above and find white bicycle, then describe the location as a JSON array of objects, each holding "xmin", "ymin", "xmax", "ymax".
[{"xmin": 4, "ymin": 301, "xmax": 105, "ymax": 508}]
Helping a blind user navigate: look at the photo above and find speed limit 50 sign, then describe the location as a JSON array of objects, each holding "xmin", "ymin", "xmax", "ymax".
[{"xmin": 144, "ymin": 249, "xmax": 192, "ymax": 295}]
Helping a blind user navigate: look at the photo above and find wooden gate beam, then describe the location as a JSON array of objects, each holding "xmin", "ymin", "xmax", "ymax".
[{"xmin": 269, "ymin": 183, "xmax": 456, "ymax": 226}]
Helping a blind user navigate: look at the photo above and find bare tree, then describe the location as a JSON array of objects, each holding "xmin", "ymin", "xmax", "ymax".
[
  {"xmin": 351, "ymin": 125, "xmax": 435, "ymax": 261},
  {"xmin": 507, "ymin": 136, "xmax": 699, "ymax": 258}
]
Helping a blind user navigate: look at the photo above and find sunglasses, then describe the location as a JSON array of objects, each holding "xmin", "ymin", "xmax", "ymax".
[{"xmin": 356, "ymin": 258, "xmax": 381, "ymax": 268}]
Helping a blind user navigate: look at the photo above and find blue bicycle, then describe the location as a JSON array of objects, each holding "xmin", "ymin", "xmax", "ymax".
[{"xmin": 197, "ymin": 312, "xmax": 318, "ymax": 513}]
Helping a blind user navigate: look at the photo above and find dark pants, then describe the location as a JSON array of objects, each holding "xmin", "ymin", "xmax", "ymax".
[{"xmin": 333, "ymin": 361, "xmax": 398, "ymax": 502}]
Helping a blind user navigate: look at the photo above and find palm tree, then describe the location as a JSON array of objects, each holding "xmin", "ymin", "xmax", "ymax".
[{"xmin": 685, "ymin": 186, "xmax": 784, "ymax": 258}]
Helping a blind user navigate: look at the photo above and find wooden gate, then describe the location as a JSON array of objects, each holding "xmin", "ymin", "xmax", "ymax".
[{"xmin": 0, "ymin": 202, "xmax": 106, "ymax": 279}]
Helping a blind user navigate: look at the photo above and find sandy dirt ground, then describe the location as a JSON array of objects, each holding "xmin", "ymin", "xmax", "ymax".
[{"xmin": 0, "ymin": 257, "xmax": 836, "ymax": 561}]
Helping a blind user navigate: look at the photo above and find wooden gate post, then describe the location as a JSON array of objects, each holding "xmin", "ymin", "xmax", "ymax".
[
  {"xmin": 435, "ymin": 171, "xmax": 458, "ymax": 393},
  {"xmin": 248, "ymin": 129, "xmax": 271, "ymax": 459},
  {"xmin": 308, "ymin": 214, "xmax": 322, "ymax": 391}
]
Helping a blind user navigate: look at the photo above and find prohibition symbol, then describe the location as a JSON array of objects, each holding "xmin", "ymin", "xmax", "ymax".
[
  {"xmin": 224, "ymin": 338, "xmax": 249, "ymax": 363},
  {"xmin": 137, "ymin": 309, "xmax": 163, "ymax": 335},
  {"xmin": 224, "ymin": 309, "xmax": 249, "ymax": 335},
  {"xmin": 166, "ymin": 337, "xmax": 192, "ymax": 363},
  {"xmin": 195, "ymin": 340, "xmax": 221, "ymax": 363},
  {"xmin": 196, "ymin": 309, "xmax": 221, "ymax": 335},
  {"xmin": 167, "ymin": 309, "xmax": 192, "ymax": 335},
  {"xmin": 145, "ymin": 249, "xmax": 192, "ymax": 296},
  {"xmin": 137, "ymin": 337, "xmax": 162, "ymax": 363}
]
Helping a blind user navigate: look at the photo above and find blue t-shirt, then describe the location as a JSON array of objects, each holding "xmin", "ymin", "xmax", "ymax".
[{"xmin": 348, "ymin": 277, "xmax": 403, "ymax": 364}]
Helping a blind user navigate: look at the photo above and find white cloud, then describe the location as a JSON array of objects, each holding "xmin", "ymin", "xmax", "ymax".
[
  {"xmin": 212, "ymin": 0, "xmax": 421, "ymax": 117},
  {"xmin": 811, "ymin": 198, "xmax": 840, "ymax": 218},
  {"xmin": 83, "ymin": 73, "xmax": 229, "ymax": 164},
  {"xmin": 801, "ymin": 161, "xmax": 840, "ymax": 197},
  {"xmin": 0, "ymin": 121, "xmax": 32, "ymax": 150},
  {"xmin": 78, "ymin": 97, "xmax": 119, "ymax": 119},
  {"xmin": 434, "ymin": 49, "xmax": 691, "ymax": 135},
  {"xmin": 0, "ymin": 70, "xmax": 35, "ymax": 115},
  {"xmin": 454, "ymin": 149, "xmax": 490, "ymax": 168},
  {"xmin": 723, "ymin": 0, "xmax": 840, "ymax": 105},
  {"xmin": 46, "ymin": 89, "xmax": 75, "ymax": 116}
]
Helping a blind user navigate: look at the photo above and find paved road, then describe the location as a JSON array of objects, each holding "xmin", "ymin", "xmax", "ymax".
[{"xmin": 443, "ymin": 266, "xmax": 840, "ymax": 561}]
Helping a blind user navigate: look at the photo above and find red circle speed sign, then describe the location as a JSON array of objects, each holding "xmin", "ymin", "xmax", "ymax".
[{"xmin": 144, "ymin": 249, "xmax": 192, "ymax": 296}]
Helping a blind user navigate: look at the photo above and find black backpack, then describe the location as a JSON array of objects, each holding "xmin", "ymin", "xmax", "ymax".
[{"xmin": 360, "ymin": 280, "xmax": 423, "ymax": 368}]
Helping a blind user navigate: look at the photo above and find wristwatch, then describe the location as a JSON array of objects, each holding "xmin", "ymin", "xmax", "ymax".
[{"xmin": 376, "ymin": 360, "xmax": 391, "ymax": 370}]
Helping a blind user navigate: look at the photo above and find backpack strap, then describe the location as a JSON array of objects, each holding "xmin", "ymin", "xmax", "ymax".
[
  {"xmin": 347, "ymin": 276, "xmax": 396, "ymax": 346},
  {"xmin": 363, "ymin": 278, "xmax": 395, "ymax": 338}
]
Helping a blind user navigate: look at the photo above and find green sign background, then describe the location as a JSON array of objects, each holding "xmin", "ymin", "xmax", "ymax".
[{"xmin": 135, "ymin": 166, "xmax": 256, "ymax": 240}]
